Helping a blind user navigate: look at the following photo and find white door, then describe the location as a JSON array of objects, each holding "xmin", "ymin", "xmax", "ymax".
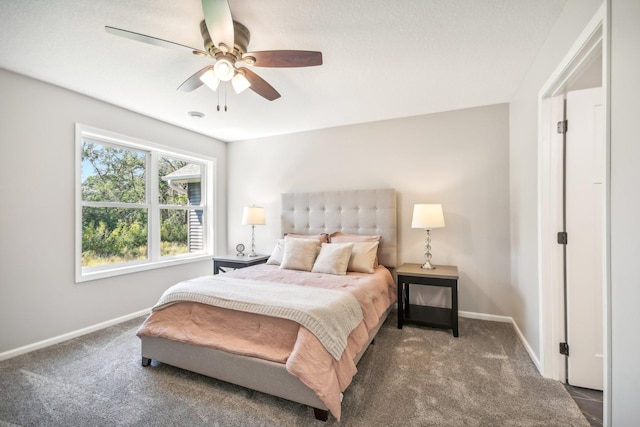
[{"xmin": 565, "ymin": 87, "xmax": 604, "ymax": 390}]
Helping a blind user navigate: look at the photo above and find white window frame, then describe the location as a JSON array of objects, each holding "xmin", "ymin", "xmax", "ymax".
[{"xmin": 75, "ymin": 124, "xmax": 215, "ymax": 283}]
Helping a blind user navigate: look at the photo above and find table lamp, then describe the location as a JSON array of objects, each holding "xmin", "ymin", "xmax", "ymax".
[
  {"xmin": 242, "ymin": 205, "xmax": 265, "ymax": 257},
  {"xmin": 411, "ymin": 204, "xmax": 445, "ymax": 269}
]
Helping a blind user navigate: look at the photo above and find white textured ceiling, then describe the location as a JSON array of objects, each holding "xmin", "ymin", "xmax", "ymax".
[{"xmin": 0, "ymin": 0, "xmax": 567, "ymax": 142}]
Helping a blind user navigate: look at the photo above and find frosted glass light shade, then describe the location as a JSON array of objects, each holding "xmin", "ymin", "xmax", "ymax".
[
  {"xmin": 411, "ymin": 204, "xmax": 445, "ymax": 229},
  {"xmin": 214, "ymin": 58, "xmax": 235, "ymax": 81},
  {"xmin": 231, "ymin": 72, "xmax": 251, "ymax": 94},
  {"xmin": 242, "ymin": 206, "xmax": 265, "ymax": 225},
  {"xmin": 199, "ymin": 69, "xmax": 220, "ymax": 91}
]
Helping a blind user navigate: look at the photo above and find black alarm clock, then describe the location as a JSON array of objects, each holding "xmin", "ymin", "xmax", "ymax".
[{"xmin": 236, "ymin": 243, "xmax": 245, "ymax": 256}]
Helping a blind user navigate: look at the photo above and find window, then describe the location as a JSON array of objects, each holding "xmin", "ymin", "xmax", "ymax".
[{"xmin": 76, "ymin": 124, "xmax": 214, "ymax": 282}]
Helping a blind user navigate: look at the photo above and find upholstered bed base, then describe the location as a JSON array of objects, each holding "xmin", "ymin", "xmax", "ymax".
[
  {"xmin": 140, "ymin": 305, "xmax": 391, "ymax": 420},
  {"xmin": 140, "ymin": 189, "xmax": 397, "ymax": 421}
]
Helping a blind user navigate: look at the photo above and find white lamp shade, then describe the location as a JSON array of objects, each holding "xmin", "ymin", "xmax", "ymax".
[
  {"xmin": 214, "ymin": 58, "xmax": 235, "ymax": 81},
  {"xmin": 199, "ymin": 68, "xmax": 220, "ymax": 91},
  {"xmin": 242, "ymin": 206, "xmax": 265, "ymax": 225},
  {"xmin": 231, "ymin": 72, "xmax": 251, "ymax": 94},
  {"xmin": 411, "ymin": 204, "xmax": 445, "ymax": 229}
]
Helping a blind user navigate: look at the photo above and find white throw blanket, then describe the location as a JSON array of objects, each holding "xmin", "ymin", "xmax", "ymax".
[{"xmin": 152, "ymin": 275, "xmax": 364, "ymax": 360}]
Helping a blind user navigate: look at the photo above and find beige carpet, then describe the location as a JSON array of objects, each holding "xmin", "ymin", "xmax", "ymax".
[{"xmin": 0, "ymin": 312, "xmax": 589, "ymax": 426}]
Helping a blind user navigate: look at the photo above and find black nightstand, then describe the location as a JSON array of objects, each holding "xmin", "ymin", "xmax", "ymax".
[
  {"xmin": 212, "ymin": 254, "xmax": 270, "ymax": 274},
  {"xmin": 397, "ymin": 263, "xmax": 459, "ymax": 337}
]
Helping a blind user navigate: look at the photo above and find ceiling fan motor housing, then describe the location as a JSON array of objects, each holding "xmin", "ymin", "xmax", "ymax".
[{"xmin": 200, "ymin": 20, "xmax": 250, "ymax": 59}]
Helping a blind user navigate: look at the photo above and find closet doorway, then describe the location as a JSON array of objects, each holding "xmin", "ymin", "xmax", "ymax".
[{"xmin": 538, "ymin": 6, "xmax": 607, "ymax": 403}]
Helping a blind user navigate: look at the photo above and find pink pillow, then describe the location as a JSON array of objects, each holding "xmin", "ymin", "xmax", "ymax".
[
  {"xmin": 284, "ymin": 233, "xmax": 329, "ymax": 244},
  {"xmin": 329, "ymin": 232, "xmax": 381, "ymax": 243}
]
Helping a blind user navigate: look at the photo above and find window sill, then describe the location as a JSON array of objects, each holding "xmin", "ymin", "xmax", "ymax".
[{"xmin": 76, "ymin": 253, "xmax": 213, "ymax": 283}]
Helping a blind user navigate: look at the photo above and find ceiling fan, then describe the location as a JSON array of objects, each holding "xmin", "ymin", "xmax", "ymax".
[{"xmin": 105, "ymin": 0, "xmax": 322, "ymax": 103}]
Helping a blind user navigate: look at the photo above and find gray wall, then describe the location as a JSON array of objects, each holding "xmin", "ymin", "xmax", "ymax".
[
  {"xmin": 610, "ymin": 0, "xmax": 640, "ymax": 423},
  {"xmin": 0, "ymin": 69, "xmax": 227, "ymax": 354},
  {"xmin": 227, "ymin": 104, "xmax": 513, "ymax": 318}
]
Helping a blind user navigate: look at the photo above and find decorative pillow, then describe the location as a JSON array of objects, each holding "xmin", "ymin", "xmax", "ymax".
[
  {"xmin": 279, "ymin": 237, "xmax": 321, "ymax": 272},
  {"xmin": 311, "ymin": 243, "xmax": 355, "ymax": 275},
  {"xmin": 266, "ymin": 239, "xmax": 285, "ymax": 265},
  {"xmin": 329, "ymin": 232, "xmax": 382, "ymax": 268},
  {"xmin": 284, "ymin": 232, "xmax": 329, "ymax": 244},
  {"xmin": 329, "ymin": 231, "xmax": 381, "ymax": 243},
  {"xmin": 347, "ymin": 241, "xmax": 380, "ymax": 274}
]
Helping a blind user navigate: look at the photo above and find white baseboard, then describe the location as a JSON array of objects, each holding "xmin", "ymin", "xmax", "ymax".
[
  {"xmin": 510, "ymin": 317, "xmax": 543, "ymax": 373},
  {"xmin": 0, "ymin": 308, "xmax": 151, "ymax": 362},
  {"xmin": 460, "ymin": 310, "xmax": 543, "ymax": 374},
  {"xmin": 1, "ymin": 307, "xmax": 544, "ymax": 376},
  {"xmin": 459, "ymin": 310, "xmax": 512, "ymax": 323}
]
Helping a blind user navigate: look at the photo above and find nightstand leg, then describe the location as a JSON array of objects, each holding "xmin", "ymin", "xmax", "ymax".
[
  {"xmin": 397, "ymin": 281, "xmax": 403, "ymax": 329},
  {"xmin": 452, "ymin": 283, "xmax": 459, "ymax": 337}
]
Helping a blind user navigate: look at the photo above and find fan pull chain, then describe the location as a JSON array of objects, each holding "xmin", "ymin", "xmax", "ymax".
[{"xmin": 215, "ymin": 83, "xmax": 229, "ymax": 112}]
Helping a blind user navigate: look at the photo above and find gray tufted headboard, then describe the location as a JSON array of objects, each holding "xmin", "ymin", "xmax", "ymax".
[{"xmin": 281, "ymin": 189, "xmax": 397, "ymax": 268}]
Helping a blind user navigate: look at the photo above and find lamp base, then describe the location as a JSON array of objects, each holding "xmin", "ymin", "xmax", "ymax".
[
  {"xmin": 421, "ymin": 229, "xmax": 436, "ymax": 269},
  {"xmin": 248, "ymin": 225, "xmax": 258, "ymax": 257},
  {"xmin": 421, "ymin": 260, "xmax": 436, "ymax": 270}
]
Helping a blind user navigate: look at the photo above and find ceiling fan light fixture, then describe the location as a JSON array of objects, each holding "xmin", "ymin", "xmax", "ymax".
[
  {"xmin": 199, "ymin": 69, "xmax": 220, "ymax": 91},
  {"xmin": 231, "ymin": 72, "xmax": 251, "ymax": 94},
  {"xmin": 214, "ymin": 58, "xmax": 235, "ymax": 81},
  {"xmin": 105, "ymin": 1, "xmax": 322, "ymax": 103}
]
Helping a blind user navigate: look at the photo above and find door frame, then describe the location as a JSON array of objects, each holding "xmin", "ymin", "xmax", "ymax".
[{"xmin": 537, "ymin": 2, "xmax": 609, "ymax": 423}]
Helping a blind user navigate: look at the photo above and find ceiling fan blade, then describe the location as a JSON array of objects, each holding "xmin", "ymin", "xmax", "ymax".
[
  {"xmin": 201, "ymin": 0, "xmax": 234, "ymax": 53},
  {"xmin": 244, "ymin": 50, "xmax": 323, "ymax": 68},
  {"xmin": 177, "ymin": 66, "xmax": 213, "ymax": 92},
  {"xmin": 105, "ymin": 26, "xmax": 209, "ymax": 57},
  {"xmin": 241, "ymin": 68, "xmax": 281, "ymax": 101}
]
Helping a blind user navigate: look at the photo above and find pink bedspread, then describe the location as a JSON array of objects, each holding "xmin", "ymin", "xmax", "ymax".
[{"xmin": 136, "ymin": 264, "xmax": 396, "ymax": 420}]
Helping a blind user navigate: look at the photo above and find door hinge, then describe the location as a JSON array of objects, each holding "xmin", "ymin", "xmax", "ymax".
[
  {"xmin": 557, "ymin": 231, "xmax": 568, "ymax": 245},
  {"xmin": 557, "ymin": 120, "xmax": 568, "ymax": 134},
  {"xmin": 559, "ymin": 342, "xmax": 570, "ymax": 356}
]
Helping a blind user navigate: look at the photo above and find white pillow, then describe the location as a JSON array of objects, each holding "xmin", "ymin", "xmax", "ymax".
[
  {"xmin": 312, "ymin": 243, "xmax": 354, "ymax": 275},
  {"xmin": 266, "ymin": 239, "xmax": 285, "ymax": 265},
  {"xmin": 279, "ymin": 237, "xmax": 320, "ymax": 272},
  {"xmin": 348, "ymin": 241, "xmax": 380, "ymax": 273}
]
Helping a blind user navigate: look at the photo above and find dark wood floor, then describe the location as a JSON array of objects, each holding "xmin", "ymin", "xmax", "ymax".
[{"xmin": 565, "ymin": 384, "xmax": 603, "ymax": 427}]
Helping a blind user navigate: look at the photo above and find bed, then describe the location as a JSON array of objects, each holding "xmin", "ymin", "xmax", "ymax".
[{"xmin": 137, "ymin": 189, "xmax": 398, "ymax": 421}]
